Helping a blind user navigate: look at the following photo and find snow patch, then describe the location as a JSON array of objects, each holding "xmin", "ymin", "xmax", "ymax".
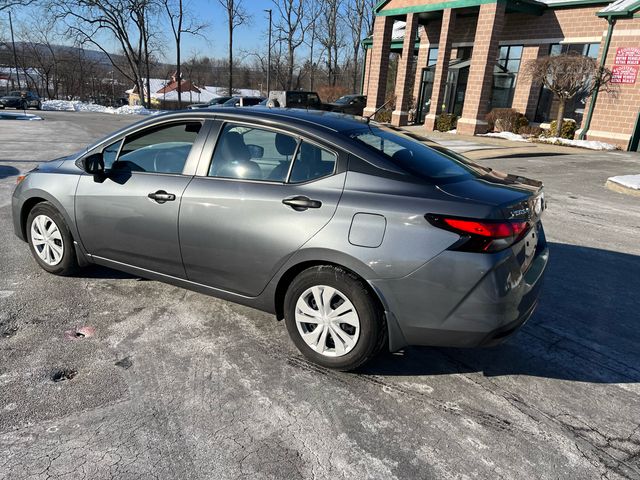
[
  {"xmin": 478, "ymin": 132, "xmax": 529, "ymax": 142},
  {"xmin": 477, "ymin": 131, "xmax": 619, "ymax": 151},
  {"xmin": 42, "ymin": 100, "xmax": 162, "ymax": 116},
  {"xmin": 535, "ymin": 136, "xmax": 618, "ymax": 151},
  {"xmin": 607, "ymin": 174, "xmax": 640, "ymax": 190},
  {"xmin": 446, "ymin": 129, "xmax": 457, "ymax": 134}
]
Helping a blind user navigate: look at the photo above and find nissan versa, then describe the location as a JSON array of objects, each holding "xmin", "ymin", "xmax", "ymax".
[{"xmin": 12, "ymin": 109, "xmax": 548, "ymax": 370}]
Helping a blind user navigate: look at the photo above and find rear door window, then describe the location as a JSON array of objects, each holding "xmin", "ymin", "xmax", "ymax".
[
  {"xmin": 209, "ymin": 123, "xmax": 298, "ymax": 181},
  {"xmin": 289, "ymin": 142, "xmax": 336, "ymax": 183}
]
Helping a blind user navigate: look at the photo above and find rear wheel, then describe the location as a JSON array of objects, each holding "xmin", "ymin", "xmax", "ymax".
[
  {"xmin": 284, "ymin": 266, "xmax": 386, "ymax": 371},
  {"xmin": 26, "ymin": 202, "xmax": 78, "ymax": 275}
]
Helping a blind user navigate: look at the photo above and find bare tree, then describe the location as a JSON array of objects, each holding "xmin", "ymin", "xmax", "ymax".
[
  {"xmin": 217, "ymin": 0, "xmax": 249, "ymax": 95},
  {"xmin": 50, "ymin": 0, "xmax": 157, "ymax": 107},
  {"xmin": 15, "ymin": 19, "xmax": 60, "ymax": 98},
  {"xmin": 318, "ymin": 0, "xmax": 343, "ymax": 87},
  {"xmin": 525, "ymin": 53, "xmax": 614, "ymax": 136},
  {"xmin": 162, "ymin": 0, "xmax": 207, "ymax": 107},
  {"xmin": 272, "ymin": 0, "xmax": 306, "ymax": 90},
  {"xmin": 304, "ymin": 0, "xmax": 323, "ymax": 91},
  {"xmin": 343, "ymin": 0, "xmax": 375, "ymax": 92},
  {"xmin": 0, "ymin": 0, "xmax": 35, "ymax": 12}
]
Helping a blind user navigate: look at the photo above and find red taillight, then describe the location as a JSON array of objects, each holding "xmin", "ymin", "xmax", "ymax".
[{"xmin": 426, "ymin": 214, "xmax": 530, "ymax": 253}]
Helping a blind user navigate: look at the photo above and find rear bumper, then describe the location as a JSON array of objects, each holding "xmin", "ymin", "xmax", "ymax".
[{"xmin": 372, "ymin": 225, "xmax": 549, "ymax": 350}]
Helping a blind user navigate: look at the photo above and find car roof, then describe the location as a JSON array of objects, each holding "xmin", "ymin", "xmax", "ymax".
[{"xmin": 196, "ymin": 107, "xmax": 371, "ymax": 133}]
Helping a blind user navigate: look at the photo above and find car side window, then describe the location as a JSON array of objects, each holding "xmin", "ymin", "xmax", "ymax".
[
  {"xmin": 209, "ymin": 123, "xmax": 298, "ymax": 182},
  {"xmin": 102, "ymin": 139, "xmax": 123, "ymax": 170},
  {"xmin": 112, "ymin": 121, "xmax": 202, "ymax": 174},
  {"xmin": 289, "ymin": 142, "xmax": 337, "ymax": 183}
]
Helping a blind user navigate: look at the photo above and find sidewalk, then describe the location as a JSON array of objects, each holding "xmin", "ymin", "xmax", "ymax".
[{"xmin": 399, "ymin": 125, "xmax": 601, "ymax": 161}]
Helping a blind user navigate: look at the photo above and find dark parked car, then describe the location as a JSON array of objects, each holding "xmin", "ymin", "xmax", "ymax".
[
  {"xmin": 0, "ymin": 90, "xmax": 42, "ymax": 110},
  {"xmin": 326, "ymin": 94, "xmax": 367, "ymax": 116},
  {"xmin": 221, "ymin": 96, "xmax": 265, "ymax": 107},
  {"xmin": 12, "ymin": 109, "xmax": 548, "ymax": 371},
  {"xmin": 266, "ymin": 91, "xmax": 323, "ymax": 110},
  {"xmin": 188, "ymin": 96, "xmax": 232, "ymax": 109}
]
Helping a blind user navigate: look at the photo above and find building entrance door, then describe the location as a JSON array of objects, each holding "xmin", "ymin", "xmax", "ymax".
[
  {"xmin": 415, "ymin": 67, "xmax": 436, "ymax": 124},
  {"xmin": 444, "ymin": 59, "xmax": 470, "ymax": 117}
]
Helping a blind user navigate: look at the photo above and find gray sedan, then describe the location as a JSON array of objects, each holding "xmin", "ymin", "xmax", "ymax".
[{"xmin": 12, "ymin": 109, "xmax": 548, "ymax": 370}]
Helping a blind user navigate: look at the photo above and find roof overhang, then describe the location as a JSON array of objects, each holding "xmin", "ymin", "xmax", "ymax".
[
  {"xmin": 375, "ymin": 0, "xmax": 546, "ymax": 17},
  {"xmin": 596, "ymin": 0, "xmax": 640, "ymax": 17}
]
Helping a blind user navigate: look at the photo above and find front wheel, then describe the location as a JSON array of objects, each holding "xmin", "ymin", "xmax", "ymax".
[
  {"xmin": 284, "ymin": 266, "xmax": 386, "ymax": 371},
  {"xmin": 26, "ymin": 202, "xmax": 79, "ymax": 275}
]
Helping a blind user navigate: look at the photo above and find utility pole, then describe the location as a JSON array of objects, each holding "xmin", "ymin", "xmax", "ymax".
[
  {"xmin": 8, "ymin": 10, "xmax": 22, "ymax": 89},
  {"xmin": 264, "ymin": 8, "xmax": 271, "ymax": 96}
]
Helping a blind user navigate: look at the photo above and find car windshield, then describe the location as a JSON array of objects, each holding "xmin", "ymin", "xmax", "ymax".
[
  {"xmin": 347, "ymin": 127, "xmax": 477, "ymax": 182},
  {"xmin": 222, "ymin": 97, "xmax": 240, "ymax": 106},
  {"xmin": 334, "ymin": 96, "xmax": 352, "ymax": 105},
  {"xmin": 8, "ymin": 91, "xmax": 22, "ymax": 97}
]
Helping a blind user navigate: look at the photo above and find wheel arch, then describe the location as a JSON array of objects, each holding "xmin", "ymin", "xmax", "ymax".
[
  {"xmin": 20, "ymin": 196, "xmax": 48, "ymax": 240},
  {"xmin": 273, "ymin": 256, "xmax": 409, "ymax": 351}
]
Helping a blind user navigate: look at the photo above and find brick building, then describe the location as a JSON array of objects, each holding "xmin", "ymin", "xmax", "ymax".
[{"xmin": 361, "ymin": 0, "xmax": 640, "ymax": 151}]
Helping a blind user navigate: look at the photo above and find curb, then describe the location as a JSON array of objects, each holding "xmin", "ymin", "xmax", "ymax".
[{"xmin": 605, "ymin": 179, "xmax": 640, "ymax": 197}]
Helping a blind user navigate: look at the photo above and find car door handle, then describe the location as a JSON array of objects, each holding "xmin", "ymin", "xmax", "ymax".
[
  {"xmin": 148, "ymin": 190, "xmax": 176, "ymax": 204},
  {"xmin": 282, "ymin": 196, "xmax": 322, "ymax": 211}
]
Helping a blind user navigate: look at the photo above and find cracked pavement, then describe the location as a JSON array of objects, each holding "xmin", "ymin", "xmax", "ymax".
[{"xmin": 0, "ymin": 111, "xmax": 639, "ymax": 479}]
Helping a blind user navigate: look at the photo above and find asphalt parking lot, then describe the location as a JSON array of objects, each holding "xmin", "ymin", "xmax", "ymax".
[{"xmin": 1, "ymin": 111, "xmax": 639, "ymax": 479}]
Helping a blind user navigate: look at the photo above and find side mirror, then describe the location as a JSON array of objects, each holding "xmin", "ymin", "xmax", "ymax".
[
  {"xmin": 246, "ymin": 144, "xmax": 264, "ymax": 159},
  {"xmin": 79, "ymin": 152, "xmax": 105, "ymax": 178}
]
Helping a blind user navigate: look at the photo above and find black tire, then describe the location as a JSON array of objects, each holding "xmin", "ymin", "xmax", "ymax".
[
  {"xmin": 26, "ymin": 201, "xmax": 79, "ymax": 276},
  {"xmin": 284, "ymin": 265, "xmax": 386, "ymax": 371}
]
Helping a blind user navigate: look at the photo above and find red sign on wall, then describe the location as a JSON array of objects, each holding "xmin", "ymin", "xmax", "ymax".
[
  {"xmin": 614, "ymin": 47, "xmax": 640, "ymax": 66},
  {"xmin": 611, "ymin": 65, "xmax": 639, "ymax": 84}
]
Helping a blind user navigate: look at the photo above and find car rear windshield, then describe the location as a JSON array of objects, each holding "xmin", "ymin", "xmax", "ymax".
[
  {"xmin": 347, "ymin": 127, "xmax": 477, "ymax": 182},
  {"xmin": 334, "ymin": 96, "xmax": 352, "ymax": 104}
]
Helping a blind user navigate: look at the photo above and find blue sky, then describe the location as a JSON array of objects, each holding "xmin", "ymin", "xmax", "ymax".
[
  {"xmin": 179, "ymin": 0, "xmax": 274, "ymax": 59},
  {"xmin": 4, "ymin": 0, "xmax": 276, "ymax": 62}
]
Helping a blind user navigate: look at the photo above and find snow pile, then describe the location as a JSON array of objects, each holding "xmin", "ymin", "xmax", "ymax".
[
  {"xmin": 607, "ymin": 174, "xmax": 640, "ymax": 190},
  {"xmin": 446, "ymin": 129, "xmax": 457, "ymax": 134},
  {"xmin": 42, "ymin": 100, "xmax": 161, "ymax": 115},
  {"xmin": 535, "ymin": 136, "xmax": 618, "ymax": 151},
  {"xmin": 479, "ymin": 132, "xmax": 529, "ymax": 142},
  {"xmin": 477, "ymin": 131, "xmax": 618, "ymax": 150}
]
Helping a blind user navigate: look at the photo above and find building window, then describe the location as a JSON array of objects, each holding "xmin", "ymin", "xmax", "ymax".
[
  {"xmin": 490, "ymin": 45, "xmax": 523, "ymax": 109},
  {"xmin": 427, "ymin": 47, "xmax": 439, "ymax": 67},
  {"xmin": 534, "ymin": 42, "xmax": 601, "ymax": 124},
  {"xmin": 456, "ymin": 46, "xmax": 473, "ymax": 60}
]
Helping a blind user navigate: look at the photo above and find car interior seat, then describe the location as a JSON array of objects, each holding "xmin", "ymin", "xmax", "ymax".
[
  {"xmin": 268, "ymin": 133, "xmax": 298, "ymax": 181},
  {"xmin": 212, "ymin": 131, "xmax": 262, "ymax": 179}
]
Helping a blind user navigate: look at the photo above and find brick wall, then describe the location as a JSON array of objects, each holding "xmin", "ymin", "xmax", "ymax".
[
  {"xmin": 363, "ymin": 16, "xmax": 394, "ymax": 114},
  {"xmin": 392, "ymin": 13, "xmax": 420, "ymax": 125},
  {"xmin": 583, "ymin": 17, "xmax": 640, "ymax": 149},
  {"xmin": 458, "ymin": 2, "xmax": 506, "ymax": 135}
]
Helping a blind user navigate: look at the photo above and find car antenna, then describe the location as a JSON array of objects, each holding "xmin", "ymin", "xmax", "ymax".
[{"xmin": 364, "ymin": 99, "xmax": 393, "ymax": 124}]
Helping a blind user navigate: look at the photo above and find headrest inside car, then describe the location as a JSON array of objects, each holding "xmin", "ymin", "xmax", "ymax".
[{"xmin": 275, "ymin": 133, "xmax": 297, "ymax": 156}]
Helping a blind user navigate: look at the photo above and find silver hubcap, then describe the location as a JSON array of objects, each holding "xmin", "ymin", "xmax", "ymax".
[
  {"xmin": 30, "ymin": 214, "xmax": 64, "ymax": 266},
  {"xmin": 295, "ymin": 285, "xmax": 360, "ymax": 357}
]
